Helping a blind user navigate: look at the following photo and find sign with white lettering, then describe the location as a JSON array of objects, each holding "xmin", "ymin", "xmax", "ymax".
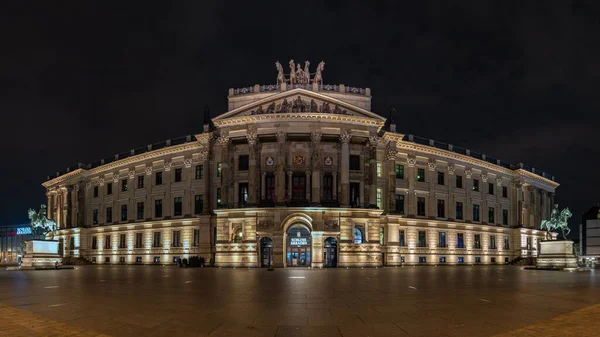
[
  {"xmin": 17, "ymin": 227, "xmax": 32, "ymax": 235},
  {"xmin": 290, "ymin": 237, "xmax": 309, "ymax": 246}
]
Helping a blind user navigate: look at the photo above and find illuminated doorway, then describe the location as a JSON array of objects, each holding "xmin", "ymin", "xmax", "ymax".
[
  {"xmin": 324, "ymin": 237, "xmax": 337, "ymax": 268},
  {"xmin": 286, "ymin": 224, "xmax": 311, "ymax": 267},
  {"xmin": 260, "ymin": 237, "xmax": 273, "ymax": 267}
]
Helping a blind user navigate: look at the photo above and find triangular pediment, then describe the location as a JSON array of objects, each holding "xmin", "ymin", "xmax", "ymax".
[{"xmin": 213, "ymin": 88, "xmax": 386, "ymax": 122}]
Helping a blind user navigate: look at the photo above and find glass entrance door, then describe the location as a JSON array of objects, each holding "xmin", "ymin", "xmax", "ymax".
[
  {"xmin": 260, "ymin": 237, "xmax": 272, "ymax": 267},
  {"xmin": 286, "ymin": 224, "xmax": 311, "ymax": 267},
  {"xmin": 324, "ymin": 237, "xmax": 337, "ymax": 268}
]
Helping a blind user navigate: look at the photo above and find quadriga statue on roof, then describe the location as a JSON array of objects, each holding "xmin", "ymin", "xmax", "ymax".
[{"xmin": 540, "ymin": 204, "xmax": 572, "ymax": 240}]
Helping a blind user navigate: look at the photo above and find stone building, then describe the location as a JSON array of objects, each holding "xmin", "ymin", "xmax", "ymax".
[{"xmin": 43, "ymin": 62, "xmax": 559, "ymax": 267}]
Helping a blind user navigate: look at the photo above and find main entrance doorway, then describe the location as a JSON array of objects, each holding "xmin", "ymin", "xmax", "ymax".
[
  {"xmin": 324, "ymin": 237, "xmax": 337, "ymax": 268},
  {"xmin": 260, "ymin": 237, "xmax": 272, "ymax": 267},
  {"xmin": 286, "ymin": 223, "xmax": 311, "ymax": 267}
]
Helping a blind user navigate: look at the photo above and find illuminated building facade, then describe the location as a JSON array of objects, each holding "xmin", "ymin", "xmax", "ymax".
[
  {"xmin": 0, "ymin": 224, "xmax": 33, "ymax": 263},
  {"xmin": 43, "ymin": 63, "xmax": 559, "ymax": 267}
]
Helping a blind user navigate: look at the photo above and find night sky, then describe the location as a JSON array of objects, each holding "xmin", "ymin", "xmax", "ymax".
[{"xmin": 2, "ymin": 2, "xmax": 599, "ymax": 238}]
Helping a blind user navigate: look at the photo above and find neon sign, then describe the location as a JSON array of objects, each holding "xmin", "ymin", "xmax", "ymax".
[
  {"xmin": 290, "ymin": 237, "xmax": 308, "ymax": 246},
  {"xmin": 17, "ymin": 228, "xmax": 32, "ymax": 235}
]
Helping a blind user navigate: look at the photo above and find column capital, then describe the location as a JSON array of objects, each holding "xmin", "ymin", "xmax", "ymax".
[
  {"xmin": 369, "ymin": 135, "xmax": 379, "ymax": 148},
  {"xmin": 276, "ymin": 131, "xmax": 287, "ymax": 144},
  {"xmin": 310, "ymin": 131, "xmax": 322, "ymax": 143},
  {"xmin": 217, "ymin": 135, "xmax": 230, "ymax": 146},
  {"xmin": 145, "ymin": 166, "xmax": 153, "ymax": 176},
  {"xmin": 447, "ymin": 165, "xmax": 455, "ymax": 175},
  {"xmin": 246, "ymin": 132, "xmax": 258, "ymax": 145},
  {"xmin": 407, "ymin": 154, "xmax": 417, "ymax": 167},
  {"xmin": 481, "ymin": 173, "xmax": 488, "ymax": 183},
  {"xmin": 287, "ymin": 171, "xmax": 294, "ymax": 176},
  {"xmin": 183, "ymin": 157, "xmax": 193, "ymax": 168},
  {"xmin": 163, "ymin": 160, "xmax": 172, "ymax": 172},
  {"xmin": 339, "ymin": 132, "xmax": 352, "ymax": 144},
  {"xmin": 465, "ymin": 168, "xmax": 473, "ymax": 179},
  {"xmin": 305, "ymin": 171, "xmax": 312, "ymax": 177},
  {"xmin": 427, "ymin": 160, "xmax": 437, "ymax": 171},
  {"xmin": 385, "ymin": 148, "xmax": 397, "ymax": 161}
]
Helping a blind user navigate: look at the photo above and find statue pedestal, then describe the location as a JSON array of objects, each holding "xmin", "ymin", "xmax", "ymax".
[
  {"xmin": 536, "ymin": 240, "xmax": 577, "ymax": 270},
  {"xmin": 21, "ymin": 240, "xmax": 61, "ymax": 269}
]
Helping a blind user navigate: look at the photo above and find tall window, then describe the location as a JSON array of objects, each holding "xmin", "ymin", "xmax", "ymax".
[
  {"xmin": 353, "ymin": 226, "xmax": 365, "ymax": 244},
  {"xmin": 216, "ymin": 188, "xmax": 222, "ymax": 206},
  {"xmin": 502, "ymin": 186, "xmax": 508, "ymax": 198},
  {"xmin": 399, "ymin": 230, "xmax": 405, "ymax": 246},
  {"xmin": 172, "ymin": 230, "xmax": 181, "ymax": 247},
  {"xmin": 376, "ymin": 188, "xmax": 382, "ymax": 209},
  {"xmin": 488, "ymin": 182, "xmax": 494, "ymax": 195},
  {"xmin": 156, "ymin": 172, "xmax": 163, "ymax": 185},
  {"xmin": 456, "ymin": 175, "xmax": 463, "ymax": 189},
  {"xmin": 526, "ymin": 237, "xmax": 532, "ymax": 250},
  {"xmin": 473, "ymin": 204, "xmax": 480, "ymax": 222},
  {"xmin": 119, "ymin": 234, "xmax": 126, "ymax": 249},
  {"xmin": 457, "ymin": 233, "xmax": 464, "ymax": 248},
  {"xmin": 93, "ymin": 186, "xmax": 98, "ymax": 198},
  {"xmin": 349, "ymin": 155, "xmax": 360, "ymax": 170},
  {"xmin": 135, "ymin": 233, "xmax": 143, "ymax": 248},
  {"xmin": 137, "ymin": 202, "xmax": 144, "ymax": 220},
  {"xmin": 137, "ymin": 176, "xmax": 144, "ymax": 189},
  {"xmin": 417, "ymin": 197, "xmax": 426, "ymax": 216},
  {"xmin": 418, "ymin": 231, "xmax": 427, "ymax": 247},
  {"xmin": 473, "ymin": 179, "xmax": 479, "ymax": 192},
  {"xmin": 193, "ymin": 229, "xmax": 199, "ymax": 246},
  {"xmin": 323, "ymin": 175, "xmax": 333, "ymax": 200},
  {"xmin": 239, "ymin": 155, "xmax": 249, "ymax": 171},
  {"xmin": 216, "ymin": 163, "xmax": 222, "ymax": 177},
  {"xmin": 456, "ymin": 202, "xmax": 463, "ymax": 220},
  {"xmin": 239, "ymin": 183, "xmax": 249, "ymax": 206},
  {"xmin": 488, "ymin": 207, "xmax": 495, "ymax": 223},
  {"xmin": 121, "ymin": 204, "xmax": 127, "ymax": 221},
  {"xmin": 104, "ymin": 235, "xmax": 111, "ymax": 249},
  {"xmin": 155, "ymin": 199, "xmax": 163, "ymax": 218},
  {"xmin": 474, "ymin": 234, "xmax": 481, "ymax": 249},
  {"xmin": 438, "ymin": 232, "xmax": 446, "ymax": 247},
  {"xmin": 106, "ymin": 207, "xmax": 112, "ymax": 223},
  {"xmin": 490, "ymin": 235, "xmax": 496, "ymax": 249},
  {"xmin": 395, "ymin": 164, "xmax": 404, "ymax": 179},
  {"xmin": 92, "ymin": 236, "xmax": 97, "ymax": 250},
  {"xmin": 503, "ymin": 236, "xmax": 510, "ymax": 250},
  {"xmin": 376, "ymin": 162, "xmax": 382, "ymax": 177},
  {"xmin": 121, "ymin": 179, "xmax": 128, "ymax": 192},
  {"xmin": 502, "ymin": 209, "xmax": 509, "ymax": 226},
  {"xmin": 395, "ymin": 195, "xmax": 404, "ymax": 214},
  {"xmin": 173, "ymin": 197, "xmax": 183, "ymax": 216},
  {"xmin": 195, "ymin": 165, "xmax": 203, "ymax": 180},
  {"xmin": 437, "ymin": 199, "xmax": 445, "ymax": 218},
  {"xmin": 107, "ymin": 183, "xmax": 113, "ymax": 195},
  {"xmin": 175, "ymin": 168, "xmax": 182, "ymax": 182},
  {"xmin": 417, "ymin": 168, "xmax": 425, "ymax": 182},
  {"xmin": 437, "ymin": 172, "xmax": 445, "ymax": 185},
  {"xmin": 194, "ymin": 195, "xmax": 203, "ymax": 215},
  {"xmin": 93, "ymin": 209, "xmax": 98, "ymax": 225},
  {"xmin": 379, "ymin": 227, "xmax": 384, "ymax": 246},
  {"xmin": 153, "ymin": 232, "xmax": 161, "ymax": 247},
  {"xmin": 265, "ymin": 174, "xmax": 275, "ymax": 201}
]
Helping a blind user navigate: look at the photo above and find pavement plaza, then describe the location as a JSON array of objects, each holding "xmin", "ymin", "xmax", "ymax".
[{"xmin": 0, "ymin": 266, "xmax": 598, "ymax": 337}]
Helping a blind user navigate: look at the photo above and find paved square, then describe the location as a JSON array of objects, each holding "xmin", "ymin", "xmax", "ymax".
[{"xmin": 0, "ymin": 266, "xmax": 598, "ymax": 336}]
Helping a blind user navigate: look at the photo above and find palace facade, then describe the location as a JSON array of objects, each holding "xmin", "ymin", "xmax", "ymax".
[{"xmin": 43, "ymin": 63, "xmax": 559, "ymax": 267}]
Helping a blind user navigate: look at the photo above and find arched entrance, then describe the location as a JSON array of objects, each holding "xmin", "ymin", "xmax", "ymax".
[
  {"xmin": 260, "ymin": 237, "xmax": 273, "ymax": 267},
  {"xmin": 324, "ymin": 237, "xmax": 337, "ymax": 268},
  {"xmin": 286, "ymin": 223, "xmax": 311, "ymax": 267}
]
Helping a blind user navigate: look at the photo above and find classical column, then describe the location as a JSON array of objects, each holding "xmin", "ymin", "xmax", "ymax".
[
  {"xmin": 407, "ymin": 154, "xmax": 416, "ymax": 217},
  {"xmin": 287, "ymin": 171, "xmax": 293, "ymax": 201},
  {"xmin": 183, "ymin": 158, "xmax": 193, "ymax": 216},
  {"xmin": 368, "ymin": 135, "xmax": 378, "ymax": 207},
  {"xmin": 145, "ymin": 166, "xmax": 153, "ymax": 219},
  {"xmin": 247, "ymin": 132, "xmax": 258, "ymax": 204},
  {"xmin": 465, "ymin": 169, "xmax": 472, "ymax": 221},
  {"xmin": 386, "ymin": 145, "xmax": 397, "ymax": 213},
  {"xmin": 201, "ymin": 148, "xmax": 211, "ymax": 214},
  {"xmin": 261, "ymin": 172, "xmax": 266, "ymax": 201},
  {"xmin": 428, "ymin": 160, "xmax": 437, "ymax": 217},
  {"xmin": 339, "ymin": 132, "xmax": 351, "ymax": 207},
  {"xmin": 276, "ymin": 132, "xmax": 286, "ymax": 204},
  {"xmin": 163, "ymin": 161, "xmax": 172, "ymax": 217},
  {"xmin": 305, "ymin": 171, "xmax": 311, "ymax": 201},
  {"xmin": 218, "ymin": 134, "xmax": 230, "ymax": 207},
  {"xmin": 310, "ymin": 132, "xmax": 321, "ymax": 204},
  {"xmin": 46, "ymin": 191, "xmax": 54, "ymax": 221},
  {"xmin": 481, "ymin": 174, "xmax": 488, "ymax": 223},
  {"xmin": 447, "ymin": 165, "xmax": 455, "ymax": 219},
  {"xmin": 332, "ymin": 172, "xmax": 337, "ymax": 201}
]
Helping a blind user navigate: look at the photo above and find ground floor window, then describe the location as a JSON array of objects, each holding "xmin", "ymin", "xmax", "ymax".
[
  {"xmin": 154, "ymin": 257, "xmax": 160, "ymax": 263},
  {"xmin": 105, "ymin": 257, "xmax": 110, "ymax": 263},
  {"xmin": 173, "ymin": 256, "xmax": 180, "ymax": 263},
  {"xmin": 401, "ymin": 256, "xmax": 405, "ymax": 263},
  {"xmin": 491, "ymin": 257, "xmax": 496, "ymax": 263},
  {"xmin": 439, "ymin": 257, "xmax": 446, "ymax": 263},
  {"xmin": 136, "ymin": 257, "xmax": 142, "ymax": 263},
  {"xmin": 475, "ymin": 257, "xmax": 481, "ymax": 263},
  {"xmin": 119, "ymin": 257, "xmax": 125, "ymax": 263},
  {"xmin": 354, "ymin": 226, "xmax": 365, "ymax": 244},
  {"xmin": 419, "ymin": 257, "xmax": 426, "ymax": 263},
  {"xmin": 504, "ymin": 257, "xmax": 509, "ymax": 263},
  {"xmin": 458, "ymin": 257, "xmax": 464, "ymax": 263},
  {"xmin": 91, "ymin": 257, "xmax": 96, "ymax": 263}
]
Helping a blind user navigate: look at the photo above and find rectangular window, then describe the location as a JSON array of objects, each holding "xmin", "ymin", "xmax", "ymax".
[
  {"xmin": 456, "ymin": 202, "xmax": 463, "ymax": 220},
  {"xmin": 505, "ymin": 257, "xmax": 509, "ymax": 263},
  {"xmin": 105, "ymin": 257, "xmax": 110, "ymax": 263},
  {"xmin": 473, "ymin": 179, "xmax": 479, "ymax": 192},
  {"xmin": 376, "ymin": 188, "xmax": 382, "ymax": 209},
  {"xmin": 419, "ymin": 256, "xmax": 427, "ymax": 263},
  {"xmin": 437, "ymin": 199, "xmax": 445, "ymax": 218},
  {"xmin": 153, "ymin": 232, "xmax": 161, "ymax": 248},
  {"xmin": 458, "ymin": 257, "xmax": 464, "ymax": 263},
  {"xmin": 395, "ymin": 164, "xmax": 404, "ymax": 179},
  {"xmin": 488, "ymin": 182, "xmax": 494, "ymax": 195},
  {"xmin": 195, "ymin": 165, "xmax": 203, "ymax": 180},
  {"xmin": 475, "ymin": 257, "xmax": 481, "ymax": 263},
  {"xmin": 349, "ymin": 155, "xmax": 360, "ymax": 170},
  {"xmin": 121, "ymin": 179, "xmax": 128, "ymax": 192},
  {"xmin": 135, "ymin": 233, "xmax": 143, "ymax": 248},
  {"xmin": 491, "ymin": 257, "xmax": 496, "ymax": 263},
  {"xmin": 437, "ymin": 172, "xmax": 444, "ymax": 185},
  {"xmin": 175, "ymin": 168, "xmax": 182, "ymax": 182},
  {"xmin": 154, "ymin": 257, "xmax": 160, "ymax": 263},
  {"xmin": 107, "ymin": 183, "xmax": 112, "ymax": 195},
  {"xmin": 490, "ymin": 235, "xmax": 496, "ymax": 249},
  {"xmin": 121, "ymin": 204, "xmax": 127, "ymax": 221},
  {"xmin": 92, "ymin": 236, "xmax": 97, "ymax": 250},
  {"xmin": 417, "ymin": 197, "xmax": 426, "ymax": 216},
  {"xmin": 93, "ymin": 186, "xmax": 98, "ymax": 198},
  {"xmin": 217, "ymin": 163, "xmax": 222, "ymax": 177},
  {"xmin": 137, "ymin": 202, "xmax": 144, "ymax": 220},
  {"xmin": 418, "ymin": 231, "xmax": 427, "ymax": 247},
  {"xmin": 439, "ymin": 257, "xmax": 446, "ymax": 263},
  {"xmin": 379, "ymin": 227, "xmax": 384, "ymax": 246},
  {"xmin": 155, "ymin": 199, "xmax": 162, "ymax": 218},
  {"xmin": 239, "ymin": 183, "xmax": 249, "ymax": 206},
  {"xmin": 137, "ymin": 175, "xmax": 144, "ymax": 189},
  {"xmin": 194, "ymin": 195, "xmax": 203, "ymax": 215},
  {"xmin": 376, "ymin": 162, "xmax": 382, "ymax": 177},
  {"xmin": 172, "ymin": 230, "xmax": 181, "ymax": 247},
  {"xmin": 457, "ymin": 233, "xmax": 464, "ymax": 248},
  {"xmin": 438, "ymin": 231, "xmax": 446, "ymax": 247},
  {"xmin": 93, "ymin": 209, "xmax": 98, "ymax": 225},
  {"xmin": 502, "ymin": 209, "xmax": 509, "ymax": 226},
  {"xmin": 417, "ymin": 168, "xmax": 425, "ymax": 182},
  {"xmin": 156, "ymin": 172, "xmax": 163, "ymax": 185},
  {"xmin": 173, "ymin": 197, "xmax": 182, "ymax": 217},
  {"xmin": 239, "ymin": 155, "xmax": 249, "ymax": 171},
  {"xmin": 106, "ymin": 207, "xmax": 112, "ymax": 223},
  {"xmin": 193, "ymin": 229, "xmax": 199, "ymax": 246},
  {"xmin": 216, "ymin": 188, "xmax": 221, "ymax": 206},
  {"xmin": 488, "ymin": 207, "xmax": 495, "ymax": 223},
  {"xmin": 399, "ymin": 230, "xmax": 405, "ymax": 246},
  {"xmin": 474, "ymin": 234, "xmax": 481, "ymax": 249},
  {"xmin": 526, "ymin": 237, "xmax": 532, "ymax": 250},
  {"xmin": 395, "ymin": 194, "xmax": 405, "ymax": 214},
  {"xmin": 104, "ymin": 235, "xmax": 111, "ymax": 249},
  {"xmin": 503, "ymin": 236, "xmax": 510, "ymax": 250},
  {"xmin": 473, "ymin": 204, "xmax": 480, "ymax": 222},
  {"xmin": 456, "ymin": 175, "xmax": 463, "ymax": 189},
  {"xmin": 119, "ymin": 257, "xmax": 125, "ymax": 263},
  {"xmin": 119, "ymin": 234, "xmax": 126, "ymax": 248},
  {"xmin": 502, "ymin": 186, "xmax": 508, "ymax": 198}
]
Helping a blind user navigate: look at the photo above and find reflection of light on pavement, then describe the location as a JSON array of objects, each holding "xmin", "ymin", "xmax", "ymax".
[
  {"xmin": 44, "ymin": 286, "xmax": 59, "ymax": 289},
  {"xmin": 48, "ymin": 303, "xmax": 68, "ymax": 307},
  {"xmin": 289, "ymin": 276, "xmax": 305, "ymax": 279},
  {"xmin": 408, "ymin": 286, "xmax": 417, "ymax": 290}
]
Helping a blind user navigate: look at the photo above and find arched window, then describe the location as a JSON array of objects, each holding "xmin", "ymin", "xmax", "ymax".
[
  {"xmin": 354, "ymin": 226, "xmax": 365, "ymax": 244},
  {"xmin": 69, "ymin": 237, "xmax": 75, "ymax": 250},
  {"xmin": 233, "ymin": 227, "xmax": 243, "ymax": 243}
]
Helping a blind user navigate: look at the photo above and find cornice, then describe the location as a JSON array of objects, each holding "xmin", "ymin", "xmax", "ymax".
[
  {"xmin": 42, "ymin": 169, "xmax": 86, "ymax": 188},
  {"xmin": 515, "ymin": 169, "xmax": 559, "ymax": 189},
  {"xmin": 213, "ymin": 113, "xmax": 385, "ymax": 131}
]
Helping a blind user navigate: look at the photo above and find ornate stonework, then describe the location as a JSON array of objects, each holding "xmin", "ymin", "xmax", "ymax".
[
  {"xmin": 407, "ymin": 154, "xmax": 417, "ymax": 167},
  {"xmin": 183, "ymin": 157, "xmax": 193, "ymax": 168},
  {"xmin": 163, "ymin": 160, "xmax": 172, "ymax": 172},
  {"xmin": 339, "ymin": 132, "xmax": 352, "ymax": 143},
  {"xmin": 145, "ymin": 166, "xmax": 153, "ymax": 176},
  {"xmin": 447, "ymin": 165, "xmax": 455, "ymax": 175},
  {"xmin": 428, "ymin": 160, "xmax": 437, "ymax": 171},
  {"xmin": 465, "ymin": 169, "xmax": 473, "ymax": 179}
]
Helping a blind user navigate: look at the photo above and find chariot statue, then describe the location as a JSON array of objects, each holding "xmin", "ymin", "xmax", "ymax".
[
  {"xmin": 288, "ymin": 60, "xmax": 296, "ymax": 84},
  {"xmin": 28, "ymin": 205, "xmax": 57, "ymax": 239},
  {"xmin": 275, "ymin": 61, "xmax": 285, "ymax": 85},
  {"xmin": 540, "ymin": 204, "xmax": 572, "ymax": 240},
  {"xmin": 313, "ymin": 61, "xmax": 325, "ymax": 85}
]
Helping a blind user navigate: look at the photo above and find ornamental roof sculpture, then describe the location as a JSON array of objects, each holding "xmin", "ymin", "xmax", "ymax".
[{"xmin": 276, "ymin": 60, "xmax": 325, "ymax": 85}]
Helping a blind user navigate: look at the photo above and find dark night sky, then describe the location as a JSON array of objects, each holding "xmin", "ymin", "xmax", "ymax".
[{"xmin": 1, "ymin": 1, "xmax": 599, "ymax": 238}]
